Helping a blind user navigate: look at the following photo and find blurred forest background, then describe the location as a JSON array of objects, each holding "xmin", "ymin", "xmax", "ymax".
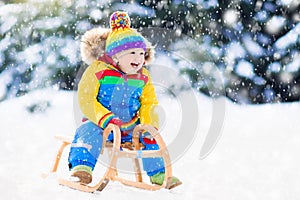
[{"xmin": 0, "ymin": 0, "xmax": 299, "ymax": 104}]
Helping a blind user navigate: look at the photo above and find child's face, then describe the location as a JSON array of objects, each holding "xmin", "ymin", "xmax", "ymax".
[{"xmin": 114, "ymin": 48, "xmax": 145, "ymax": 74}]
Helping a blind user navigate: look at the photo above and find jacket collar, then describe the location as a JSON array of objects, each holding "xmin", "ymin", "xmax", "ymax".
[{"xmin": 98, "ymin": 54, "xmax": 123, "ymax": 72}]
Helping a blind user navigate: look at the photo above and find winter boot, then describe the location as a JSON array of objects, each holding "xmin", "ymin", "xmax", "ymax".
[
  {"xmin": 71, "ymin": 165, "xmax": 93, "ymax": 184},
  {"xmin": 150, "ymin": 172, "xmax": 182, "ymax": 189}
]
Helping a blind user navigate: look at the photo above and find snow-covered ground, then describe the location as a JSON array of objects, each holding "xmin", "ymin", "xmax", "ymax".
[{"xmin": 1, "ymin": 88, "xmax": 300, "ymax": 200}]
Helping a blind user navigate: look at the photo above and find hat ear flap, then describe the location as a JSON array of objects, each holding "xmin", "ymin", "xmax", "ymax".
[{"xmin": 80, "ymin": 28, "xmax": 111, "ymax": 65}]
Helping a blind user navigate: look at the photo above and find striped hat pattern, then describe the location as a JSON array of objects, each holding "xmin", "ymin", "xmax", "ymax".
[{"xmin": 105, "ymin": 11, "xmax": 147, "ymax": 58}]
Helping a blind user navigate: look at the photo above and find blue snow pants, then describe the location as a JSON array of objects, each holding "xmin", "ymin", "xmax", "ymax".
[{"xmin": 68, "ymin": 121, "xmax": 165, "ymax": 176}]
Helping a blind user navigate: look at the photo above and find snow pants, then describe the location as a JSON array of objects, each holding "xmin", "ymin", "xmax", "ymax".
[{"xmin": 68, "ymin": 121, "xmax": 165, "ymax": 176}]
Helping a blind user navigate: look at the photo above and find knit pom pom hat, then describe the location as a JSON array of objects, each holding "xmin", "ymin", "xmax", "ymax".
[{"xmin": 105, "ymin": 11, "xmax": 147, "ymax": 58}]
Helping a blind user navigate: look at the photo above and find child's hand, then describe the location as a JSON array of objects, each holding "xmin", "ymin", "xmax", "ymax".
[
  {"xmin": 108, "ymin": 118, "xmax": 123, "ymax": 128},
  {"xmin": 141, "ymin": 131, "xmax": 157, "ymax": 145}
]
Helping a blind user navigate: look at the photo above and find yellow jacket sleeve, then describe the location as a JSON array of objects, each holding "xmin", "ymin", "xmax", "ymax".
[
  {"xmin": 139, "ymin": 69, "xmax": 159, "ymax": 128},
  {"xmin": 77, "ymin": 61, "xmax": 115, "ymax": 127}
]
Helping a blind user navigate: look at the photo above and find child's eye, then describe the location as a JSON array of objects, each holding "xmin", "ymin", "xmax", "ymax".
[
  {"xmin": 130, "ymin": 52, "xmax": 135, "ymax": 54},
  {"xmin": 140, "ymin": 52, "xmax": 145, "ymax": 55}
]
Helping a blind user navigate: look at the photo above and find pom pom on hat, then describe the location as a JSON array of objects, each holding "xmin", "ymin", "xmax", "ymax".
[
  {"xmin": 105, "ymin": 11, "xmax": 147, "ymax": 58},
  {"xmin": 110, "ymin": 11, "xmax": 131, "ymax": 30}
]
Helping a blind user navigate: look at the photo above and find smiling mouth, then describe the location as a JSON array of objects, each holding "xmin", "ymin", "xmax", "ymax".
[{"xmin": 130, "ymin": 63, "xmax": 139, "ymax": 68}]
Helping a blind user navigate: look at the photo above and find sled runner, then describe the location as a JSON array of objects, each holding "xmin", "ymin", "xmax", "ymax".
[{"xmin": 44, "ymin": 124, "xmax": 175, "ymax": 192}]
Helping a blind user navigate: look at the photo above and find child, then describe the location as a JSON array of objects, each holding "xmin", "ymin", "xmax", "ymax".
[{"xmin": 68, "ymin": 11, "xmax": 181, "ymax": 188}]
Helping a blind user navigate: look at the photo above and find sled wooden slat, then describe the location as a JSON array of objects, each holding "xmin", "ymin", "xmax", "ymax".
[
  {"xmin": 50, "ymin": 139, "xmax": 70, "ymax": 173},
  {"xmin": 114, "ymin": 149, "xmax": 168, "ymax": 158},
  {"xmin": 45, "ymin": 124, "xmax": 175, "ymax": 192}
]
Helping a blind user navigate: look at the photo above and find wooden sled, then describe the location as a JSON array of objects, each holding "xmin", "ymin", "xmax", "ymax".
[{"xmin": 45, "ymin": 124, "xmax": 175, "ymax": 192}]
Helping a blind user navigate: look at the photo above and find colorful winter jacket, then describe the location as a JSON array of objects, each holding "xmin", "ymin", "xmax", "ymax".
[{"xmin": 77, "ymin": 55, "xmax": 159, "ymax": 131}]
